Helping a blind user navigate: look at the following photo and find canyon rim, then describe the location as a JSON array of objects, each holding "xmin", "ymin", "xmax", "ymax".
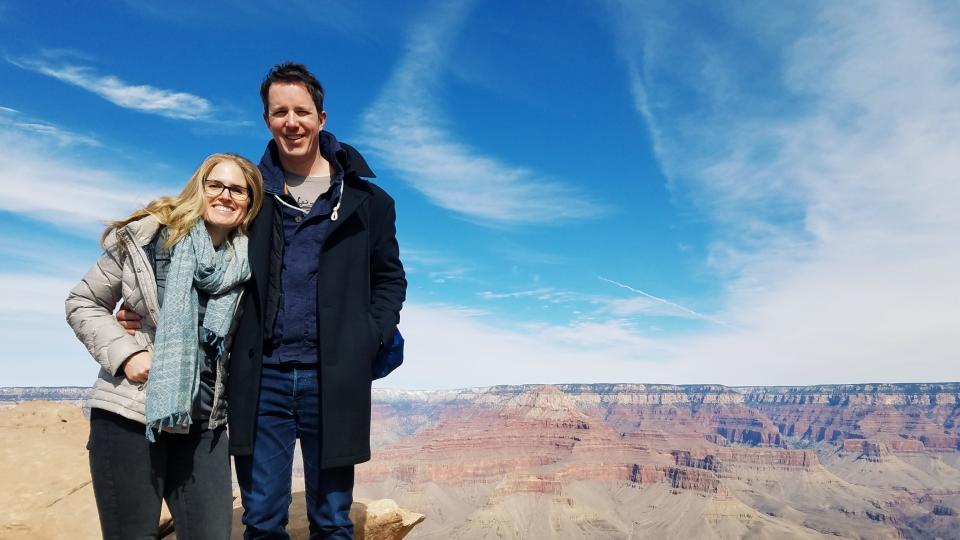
[{"xmin": 3, "ymin": 383, "xmax": 959, "ymax": 539}]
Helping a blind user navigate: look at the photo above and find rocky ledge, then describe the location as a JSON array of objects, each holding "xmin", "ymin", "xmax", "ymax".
[{"xmin": 0, "ymin": 401, "xmax": 423, "ymax": 539}]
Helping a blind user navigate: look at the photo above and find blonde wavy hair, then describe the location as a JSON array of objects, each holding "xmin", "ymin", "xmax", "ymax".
[{"xmin": 102, "ymin": 153, "xmax": 264, "ymax": 249}]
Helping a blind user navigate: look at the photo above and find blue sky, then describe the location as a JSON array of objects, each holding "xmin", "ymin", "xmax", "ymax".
[{"xmin": 1, "ymin": 1, "xmax": 958, "ymax": 389}]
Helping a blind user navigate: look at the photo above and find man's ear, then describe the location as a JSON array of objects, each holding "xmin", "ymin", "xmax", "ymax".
[
  {"xmin": 263, "ymin": 111, "xmax": 269, "ymax": 127},
  {"xmin": 318, "ymin": 110, "xmax": 327, "ymax": 131}
]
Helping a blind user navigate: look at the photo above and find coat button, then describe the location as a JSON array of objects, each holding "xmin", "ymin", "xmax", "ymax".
[
  {"xmin": 294, "ymin": 216, "xmax": 302, "ymax": 223},
  {"xmin": 248, "ymin": 348, "xmax": 255, "ymax": 358}
]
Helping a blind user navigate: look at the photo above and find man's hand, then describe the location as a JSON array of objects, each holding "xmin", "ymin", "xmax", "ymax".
[
  {"xmin": 122, "ymin": 351, "xmax": 151, "ymax": 384},
  {"xmin": 116, "ymin": 305, "xmax": 143, "ymax": 336}
]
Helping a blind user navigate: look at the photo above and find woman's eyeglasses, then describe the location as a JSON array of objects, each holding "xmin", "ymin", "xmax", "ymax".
[{"xmin": 203, "ymin": 180, "xmax": 250, "ymax": 202}]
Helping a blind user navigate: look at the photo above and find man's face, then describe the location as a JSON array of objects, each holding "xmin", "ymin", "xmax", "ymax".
[{"xmin": 263, "ymin": 82, "xmax": 327, "ymax": 163}]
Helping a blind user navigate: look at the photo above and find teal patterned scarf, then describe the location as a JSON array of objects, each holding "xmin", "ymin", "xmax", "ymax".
[{"xmin": 145, "ymin": 220, "xmax": 249, "ymax": 441}]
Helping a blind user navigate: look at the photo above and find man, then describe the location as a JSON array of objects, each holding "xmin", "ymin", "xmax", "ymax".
[
  {"xmin": 120, "ymin": 62, "xmax": 406, "ymax": 539},
  {"xmin": 235, "ymin": 61, "xmax": 405, "ymax": 539}
]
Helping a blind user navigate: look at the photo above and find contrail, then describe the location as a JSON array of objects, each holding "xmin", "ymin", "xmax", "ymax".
[{"xmin": 598, "ymin": 276, "xmax": 727, "ymax": 326}]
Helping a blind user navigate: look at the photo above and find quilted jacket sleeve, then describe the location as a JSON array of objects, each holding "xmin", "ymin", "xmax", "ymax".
[{"xmin": 64, "ymin": 233, "xmax": 147, "ymax": 376}]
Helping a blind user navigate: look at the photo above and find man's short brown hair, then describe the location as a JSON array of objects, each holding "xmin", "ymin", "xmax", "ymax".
[{"xmin": 260, "ymin": 62, "xmax": 325, "ymax": 113}]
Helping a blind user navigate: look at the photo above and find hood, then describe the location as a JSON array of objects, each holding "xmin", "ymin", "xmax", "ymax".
[{"xmin": 106, "ymin": 215, "xmax": 162, "ymax": 249}]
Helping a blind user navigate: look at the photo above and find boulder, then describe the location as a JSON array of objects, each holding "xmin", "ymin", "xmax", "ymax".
[{"xmin": 228, "ymin": 495, "xmax": 425, "ymax": 540}]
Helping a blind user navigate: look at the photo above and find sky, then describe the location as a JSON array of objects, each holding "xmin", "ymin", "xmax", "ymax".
[{"xmin": 1, "ymin": 0, "xmax": 957, "ymax": 389}]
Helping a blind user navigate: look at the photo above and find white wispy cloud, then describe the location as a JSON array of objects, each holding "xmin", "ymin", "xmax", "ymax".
[
  {"xmin": 477, "ymin": 287, "xmax": 592, "ymax": 306},
  {"xmin": 0, "ymin": 274, "xmax": 78, "ymax": 316},
  {"xmin": 478, "ymin": 288, "xmax": 554, "ymax": 300},
  {"xmin": 376, "ymin": 301, "xmax": 670, "ymax": 390},
  {"xmin": 0, "ymin": 123, "xmax": 158, "ymax": 231},
  {"xmin": 0, "ymin": 234, "xmax": 92, "ymax": 277},
  {"xmin": 359, "ymin": 1, "xmax": 605, "ymax": 226},
  {"xmin": 598, "ymin": 276, "xmax": 724, "ymax": 324},
  {"xmin": 0, "ymin": 115, "xmax": 164, "ymax": 385},
  {"xmin": 606, "ymin": 0, "xmax": 960, "ymax": 384},
  {"xmin": 0, "ymin": 272, "xmax": 102, "ymax": 386},
  {"xmin": 0, "ymin": 107, "xmax": 102, "ymax": 147},
  {"xmin": 11, "ymin": 57, "xmax": 213, "ymax": 120},
  {"xmin": 599, "ymin": 296, "xmax": 673, "ymax": 318},
  {"xmin": 477, "ymin": 282, "xmax": 710, "ymax": 326},
  {"xmin": 402, "ymin": 247, "xmax": 475, "ymax": 283}
]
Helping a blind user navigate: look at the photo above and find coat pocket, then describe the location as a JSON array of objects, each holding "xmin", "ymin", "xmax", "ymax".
[{"xmin": 366, "ymin": 312, "xmax": 381, "ymax": 355}]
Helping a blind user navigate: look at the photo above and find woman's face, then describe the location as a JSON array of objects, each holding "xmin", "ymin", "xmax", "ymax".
[{"xmin": 202, "ymin": 161, "xmax": 250, "ymax": 238}]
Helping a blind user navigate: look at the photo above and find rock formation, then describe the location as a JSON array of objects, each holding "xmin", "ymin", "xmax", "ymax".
[
  {"xmin": 359, "ymin": 382, "xmax": 960, "ymax": 539},
  {"xmin": 228, "ymin": 496, "xmax": 424, "ymax": 540}
]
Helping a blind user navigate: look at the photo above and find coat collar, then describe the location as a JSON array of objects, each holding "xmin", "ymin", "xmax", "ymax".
[
  {"xmin": 327, "ymin": 180, "xmax": 370, "ymax": 237},
  {"xmin": 257, "ymin": 131, "xmax": 377, "ymax": 233},
  {"xmin": 248, "ymin": 136, "xmax": 377, "ymax": 287},
  {"xmin": 117, "ymin": 215, "xmax": 162, "ymax": 247},
  {"xmin": 257, "ymin": 131, "xmax": 375, "ymax": 194}
]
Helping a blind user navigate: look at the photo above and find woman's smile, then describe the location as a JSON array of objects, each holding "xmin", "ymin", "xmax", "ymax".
[{"xmin": 202, "ymin": 161, "xmax": 250, "ymax": 245}]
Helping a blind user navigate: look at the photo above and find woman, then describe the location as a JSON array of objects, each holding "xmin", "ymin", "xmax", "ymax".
[{"xmin": 65, "ymin": 153, "xmax": 263, "ymax": 539}]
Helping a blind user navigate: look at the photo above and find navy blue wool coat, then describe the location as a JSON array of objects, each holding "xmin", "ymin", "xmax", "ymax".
[{"xmin": 227, "ymin": 140, "xmax": 406, "ymax": 468}]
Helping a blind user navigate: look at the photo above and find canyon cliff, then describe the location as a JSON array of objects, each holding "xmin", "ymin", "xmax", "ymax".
[{"xmin": 356, "ymin": 383, "xmax": 960, "ymax": 539}]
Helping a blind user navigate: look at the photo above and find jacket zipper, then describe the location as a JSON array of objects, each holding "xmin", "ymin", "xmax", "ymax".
[{"xmin": 117, "ymin": 228, "xmax": 162, "ymax": 326}]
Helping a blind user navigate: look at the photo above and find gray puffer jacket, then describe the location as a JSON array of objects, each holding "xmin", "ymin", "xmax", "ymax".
[{"xmin": 65, "ymin": 215, "xmax": 241, "ymax": 430}]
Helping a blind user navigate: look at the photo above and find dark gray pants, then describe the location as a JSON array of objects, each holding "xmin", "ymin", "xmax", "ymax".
[{"xmin": 88, "ymin": 408, "xmax": 233, "ymax": 539}]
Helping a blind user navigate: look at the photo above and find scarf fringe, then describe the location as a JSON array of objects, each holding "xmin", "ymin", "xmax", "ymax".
[{"xmin": 145, "ymin": 412, "xmax": 194, "ymax": 443}]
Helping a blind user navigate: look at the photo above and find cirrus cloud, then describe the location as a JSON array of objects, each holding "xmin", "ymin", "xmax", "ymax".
[
  {"xmin": 359, "ymin": 0, "xmax": 606, "ymax": 226},
  {"xmin": 11, "ymin": 57, "xmax": 213, "ymax": 121}
]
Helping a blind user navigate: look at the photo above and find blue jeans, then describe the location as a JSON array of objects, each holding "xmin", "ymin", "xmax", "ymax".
[{"xmin": 235, "ymin": 364, "xmax": 354, "ymax": 540}]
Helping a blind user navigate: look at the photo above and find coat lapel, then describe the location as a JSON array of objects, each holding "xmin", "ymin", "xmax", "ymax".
[
  {"xmin": 326, "ymin": 179, "xmax": 369, "ymax": 238},
  {"xmin": 248, "ymin": 196, "xmax": 274, "ymax": 310}
]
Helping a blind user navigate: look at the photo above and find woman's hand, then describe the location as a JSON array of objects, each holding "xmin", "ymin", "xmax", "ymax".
[{"xmin": 122, "ymin": 351, "xmax": 152, "ymax": 384}]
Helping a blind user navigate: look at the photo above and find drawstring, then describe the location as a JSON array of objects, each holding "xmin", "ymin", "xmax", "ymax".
[
  {"xmin": 331, "ymin": 180, "xmax": 344, "ymax": 221},
  {"xmin": 274, "ymin": 179, "xmax": 341, "ymax": 220},
  {"xmin": 277, "ymin": 160, "xmax": 344, "ymax": 221}
]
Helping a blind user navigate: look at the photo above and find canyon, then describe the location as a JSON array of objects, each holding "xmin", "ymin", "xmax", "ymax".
[
  {"xmin": 4, "ymin": 383, "xmax": 959, "ymax": 538},
  {"xmin": 355, "ymin": 383, "xmax": 960, "ymax": 539}
]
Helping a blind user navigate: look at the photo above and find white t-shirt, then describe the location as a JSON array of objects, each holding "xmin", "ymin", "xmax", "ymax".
[{"xmin": 284, "ymin": 171, "xmax": 332, "ymax": 211}]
